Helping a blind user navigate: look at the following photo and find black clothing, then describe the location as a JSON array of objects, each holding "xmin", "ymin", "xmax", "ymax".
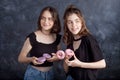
[
  {"xmin": 27, "ymin": 32, "xmax": 61, "ymax": 67},
  {"xmin": 67, "ymin": 34, "xmax": 104, "ymax": 80}
]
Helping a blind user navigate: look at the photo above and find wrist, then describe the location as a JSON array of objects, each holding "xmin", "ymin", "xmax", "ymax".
[
  {"xmin": 29, "ymin": 57, "xmax": 35, "ymax": 63},
  {"xmin": 78, "ymin": 61, "xmax": 84, "ymax": 68}
]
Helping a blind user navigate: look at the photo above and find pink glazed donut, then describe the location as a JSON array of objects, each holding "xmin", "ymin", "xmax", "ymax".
[
  {"xmin": 43, "ymin": 53, "xmax": 51, "ymax": 59},
  {"xmin": 37, "ymin": 56, "xmax": 46, "ymax": 63},
  {"xmin": 56, "ymin": 50, "xmax": 65, "ymax": 60},
  {"xmin": 65, "ymin": 49, "xmax": 74, "ymax": 59}
]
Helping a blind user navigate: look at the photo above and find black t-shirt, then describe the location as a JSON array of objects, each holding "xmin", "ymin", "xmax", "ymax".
[
  {"xmin": 27, "ymin": 32, "xmax": 61, "ymax": 67},
  {"xmin": 67, "ymin": 34, "xmax": 104, "ymax": 80}
]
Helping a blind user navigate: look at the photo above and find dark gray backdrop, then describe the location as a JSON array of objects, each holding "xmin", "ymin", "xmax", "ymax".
[{"xmin": 0, "ymin": 0, "xmax": 120, "ymax": 80}]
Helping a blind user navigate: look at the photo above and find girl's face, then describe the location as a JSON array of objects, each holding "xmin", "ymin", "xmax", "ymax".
[
  {"xmin": 40, "ymin": 10, "xmax": 54, "ymax": 31},
  {"xmin": 67, "ymin": 13, "xmax": 82, "ymax": 35}
]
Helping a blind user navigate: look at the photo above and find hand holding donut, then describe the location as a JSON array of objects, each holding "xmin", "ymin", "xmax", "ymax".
[
  {"xmin": 56, "ymin": 50, "xmax": 65, "ymax": 60},
  {"xmin": 65, "ymin": 49, "xmax": 74, "ymax": 59},
  {"xmin": 37, "ymin": 56, "xmax": 46, "ymax": 63},
  {"xmin": 43, "ymin": 53, "xmax": 52, "ymax": 59},
  {"xmin": 37, "ymin": 53, "xmax": 51, "ymax": 63}
]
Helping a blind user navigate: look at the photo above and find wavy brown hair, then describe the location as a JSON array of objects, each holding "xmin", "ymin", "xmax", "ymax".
[
  {"xmin": 37, "ymin": 6, "xmax": 61, "ymax": 34},
  {"xmin": 63, "ymin": 5, "xmax": 90, "ymax": 45}
]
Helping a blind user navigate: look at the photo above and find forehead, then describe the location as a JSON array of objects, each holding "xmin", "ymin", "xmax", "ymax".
[
  {"xmin": 67, "ymin": 13, "xmax": 80, "ymax": 20},
  {"xmin": 42, "ymin": 10, "xmax": 52, "ymax": 17}
]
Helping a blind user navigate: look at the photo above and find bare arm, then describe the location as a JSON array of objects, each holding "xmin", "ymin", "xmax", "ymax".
[
  {"xmin": 66, "ymin": 55, "xmax": 106, "ymax": 69},
  {"xmin": 63, "ymin": 59, "xmax": 69, "ymax": 73},
  {"xmin": 79, "ymin": 59, "xmax": 106, "ymax": 69},
  {"xmin": 18, "ymin": 38, "xmax": 42, "ymax": 65},
  {"xmin": 18, "ymin": 38, "xmax": 32, "ymax": 63}
]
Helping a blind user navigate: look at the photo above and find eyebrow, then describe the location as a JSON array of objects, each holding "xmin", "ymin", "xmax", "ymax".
[
  {"xmin": 41, "ymin": 16, "xmax": 52, "ymax": 18},
  {"xmin": 67, "ymin": 18, "xmax": 80, "ymax": 21}
]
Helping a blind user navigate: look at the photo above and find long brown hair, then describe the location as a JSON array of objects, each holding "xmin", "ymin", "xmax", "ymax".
[
  {"xmin": 63, "ymin": 5, "xmax": 90, "ymax": 45},
  {"xmin": 37, "ymin": 6, "xmax": 61, "ymax": 34}
]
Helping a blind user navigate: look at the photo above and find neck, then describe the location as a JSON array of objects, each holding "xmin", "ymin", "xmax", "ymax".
[
  {"xmin": 73, "ymin": 35, "xmax": 81, "ymax": 41},
  {"xmin": 74, "ymin": 35, "xmax": 80, "ymax": 39},
  {"xmin": 41, "ymin": 30, "xmax": 51, "ymax": 36}
]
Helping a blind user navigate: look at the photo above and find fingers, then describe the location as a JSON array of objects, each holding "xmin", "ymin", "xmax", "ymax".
[
  {"xmin": 46, "ymin": 56, "xmax": 56, "ymax": 62},
  {"xmin": 36, "ymin": 61, "xmax": 44, "ymax": 65},
  {"xmin": 65, "ymin": 59, "xmax": 72, "ymax": 66},
  {"xmin": 73, "ymin": 54, "xmax": 77, "ymax": 59},
  {"xmin": 65, "ymin": 59, "xmax": 69, "ymax": 63},
  {"xmin": 32, "ymin": 57, "xmax": 44, "ymax": 65},
  {"xmin": 67, "ymin": 62, "xmax": 72, "ymax": 66},
  {"xmin": 46, "ymin": 58, "xmax": 53, "ymax": 62},
  {"xmin": 51, "ymin": 53, "xmax": 56, "ymax": 56}
]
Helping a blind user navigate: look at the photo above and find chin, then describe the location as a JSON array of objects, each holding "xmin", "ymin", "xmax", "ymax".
[{"xmin": 72, "ymin": 32, "xmax": 79, "ymax": 35}]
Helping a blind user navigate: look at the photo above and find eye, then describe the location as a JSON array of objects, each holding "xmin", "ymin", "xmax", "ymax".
[
  {"xmin": 67, "ymin": 21, "xmax": 72, "ymax": 24},
  {"xmin": 48, "ymin": 17, "xmax": 53, "ymax": 21},
  {"xmin": 75, "ymin": 19, "xmax": 80, "ymax": 23},
  {"xmin": 41, "ymin": 17, "xmax": 46, "ymax": 21}
]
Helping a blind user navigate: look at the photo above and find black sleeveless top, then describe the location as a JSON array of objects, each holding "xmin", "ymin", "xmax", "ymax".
[
  {"xmin": 27, "ymin": 32, "xmax": 61, "ymax": 67},
  {"xmin": 67, "ymin": 34, "xmax": 104, "ymax": 80}
]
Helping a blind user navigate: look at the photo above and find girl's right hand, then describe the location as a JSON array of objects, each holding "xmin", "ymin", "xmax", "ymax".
[
  {"xmin": 65, "ymin": 54, "xmax": 82, "ymax": 67},
  {"xmin": 31, "ymin": 56, "xmax": 44, "ymax": 65}
]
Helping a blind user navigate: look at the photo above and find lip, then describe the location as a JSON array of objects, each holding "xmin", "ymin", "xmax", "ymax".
[
  {"xmin": 43, "ymin": 25, "xmax": 50, "ymax": 28},
  {"xmin": 72, "ymin": 28, "xmax": 78, "ymax": 31},
  {"xmin": 43, "ymin": 24, "xmax": 50, "ymax": 26}
]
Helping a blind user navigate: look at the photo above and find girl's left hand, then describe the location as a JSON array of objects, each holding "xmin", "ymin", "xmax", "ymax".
[
  {"xmin": 65, "ymin": 54, "xmax": 82, "ymax": 67},
  {"xmin": 47, "ymin": 53, "xmax": 59, "ymax": 62}
]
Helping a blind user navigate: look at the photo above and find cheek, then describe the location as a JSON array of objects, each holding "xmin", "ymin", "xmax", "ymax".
[
  {"xmin": 67, "ymin": 26, "xmax": 71, "ymax": 31},
  {"xmin": 78, "ymin": 23, "xmax": 82, "ymax": 29},
  {"xmin": 40, "ymin": 20, "xmax": 43, "ymax": 25},
  {"xmin": 50, "ymin": 21, "xmax": 54, "ymax": 26},
  {"xmin": 67, "ymin": 24, "xmax": 71, "ymax": 29},
  {"xmin": 51, "ymin": 22, "xmax": 54, "ymax": 25}
]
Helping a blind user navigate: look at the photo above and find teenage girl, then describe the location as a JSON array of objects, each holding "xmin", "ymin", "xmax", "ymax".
[
  {"xmin": 63, "ymin": 5, "xmax": 106, "ymax": 80},
  {"xmin": 18, "ymin": 6, "xmax": 61, "ymax": 80}
]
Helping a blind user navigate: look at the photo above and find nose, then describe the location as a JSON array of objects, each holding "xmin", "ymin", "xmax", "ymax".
[
  {"xmin": 72, "ymin": 21, "xmax": 76, "ymax": 27},
  {"xmin": 44, "ymin": 19, "xmax": 49, "ymax": 23}
]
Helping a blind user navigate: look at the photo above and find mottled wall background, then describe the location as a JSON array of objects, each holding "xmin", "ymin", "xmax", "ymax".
[{"xmin": 0, "ymin": 0, "xmax": 120, "ymax": 80}]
